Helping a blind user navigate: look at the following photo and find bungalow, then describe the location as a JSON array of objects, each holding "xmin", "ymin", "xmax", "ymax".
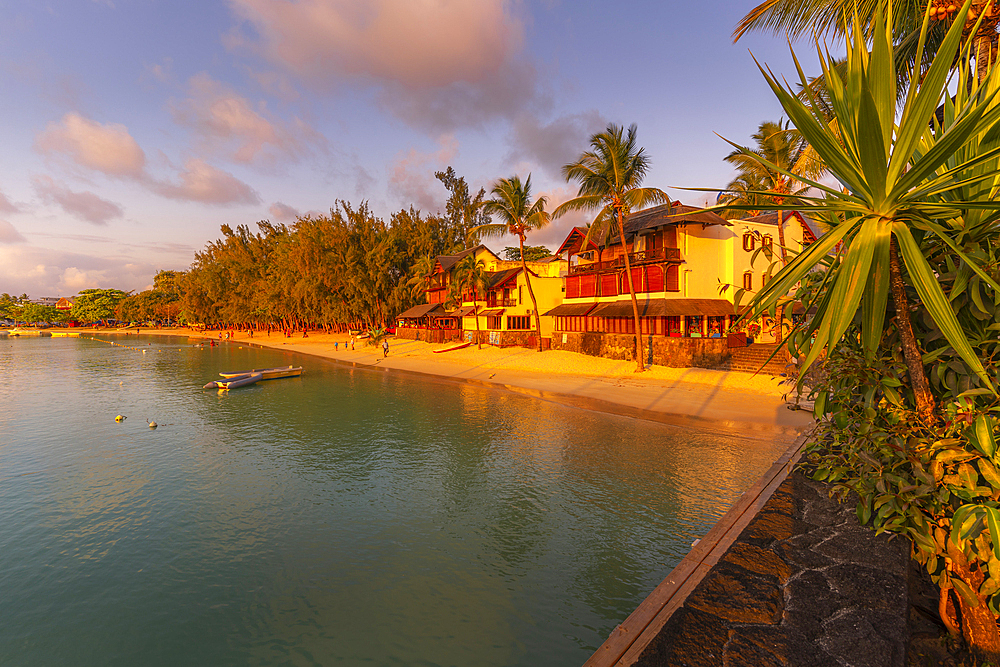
[
  {"xmin": 396, "ymin": 245, "xmax": 567, "ymax": 347},
  {"xmin": 548, "ymin": 202, "xmax": 817, "ymax": 367}
]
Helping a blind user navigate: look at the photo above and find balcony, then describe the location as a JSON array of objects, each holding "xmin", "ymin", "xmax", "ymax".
[
  {"xmin": 485, "ymin": 298, "xmax": 518, "ymax": 308},
  {"xmin": 569, "ymin": 247, "xmax": 681, "ymax": 275}
]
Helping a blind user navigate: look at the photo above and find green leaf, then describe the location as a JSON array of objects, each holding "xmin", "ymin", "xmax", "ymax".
[
  {"xmin": 987, "ymin": 507, "xmax": 1000, "ymax": 562},
  {"xmin": 952, "ymin": 576, "xmax": 981, "ymax": 609},
  {"xmin": 975, "ymin": 415, "xmax": 997, "ymax": 459}
]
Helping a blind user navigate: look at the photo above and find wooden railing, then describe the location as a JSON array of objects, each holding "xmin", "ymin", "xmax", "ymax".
[
  {"xmin": 485, "ymin": 298, "xmax": 518, "ymax": 308},
  {"xmin": 569, "ymin": 247, "xmax": 681, "ymax": 274}
]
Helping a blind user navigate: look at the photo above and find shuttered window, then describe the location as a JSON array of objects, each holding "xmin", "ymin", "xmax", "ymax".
[
  {"xmin": 599, "ymin": 273, "xmax": 618, "ymax": 296},
  {"xmin": 646, "ymin": 265, "xmax": 664, "ymax": 292},
  {"xmin": 666, "ymin": 265, "xmax": 680, "ymax": 292}
]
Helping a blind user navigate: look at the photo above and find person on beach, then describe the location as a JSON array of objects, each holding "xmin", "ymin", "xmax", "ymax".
[
  {"xmin": 351, "ymin": 337, "xmax": 355, "ymax": 351},
  {"xmin": 334, "ymin": 341, "xmax": 339, "ymax": 351},
  {"xmin": 382, "ymin": 339, "xmax": 389, "ymax": 357}
]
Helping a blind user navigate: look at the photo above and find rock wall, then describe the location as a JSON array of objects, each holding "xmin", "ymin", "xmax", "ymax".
[{"xmin": 551, "ymin": 331, "xmax": 731, "ymax": 369}]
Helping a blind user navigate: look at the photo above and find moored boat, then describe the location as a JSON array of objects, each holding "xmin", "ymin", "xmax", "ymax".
[
  {"xmin": 432, "ymin": 341, "xmax": 472, "ymax": 354},
  {"xmin": 203, "ymin": 372, "xmax": 263, "ymax": 390},
  {"xmin": 219, "ymin": 365, "xmax": 303, "ymax": 380}
]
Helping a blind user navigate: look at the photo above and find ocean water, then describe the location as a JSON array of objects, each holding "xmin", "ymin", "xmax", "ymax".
[{"xmin": 0, "ymin": 334, "xmax": 793, "ymax": 666}]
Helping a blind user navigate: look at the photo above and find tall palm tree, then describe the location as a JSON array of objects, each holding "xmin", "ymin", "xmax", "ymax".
[
  {"xmin": 721, "ymin": 119, "xmax": 826, "ymax": 262},
  {"xmin": 451, "ymin": 254, "xmax": 488, "ymax": 349},
  {"xmin": 554, "ymin": 123, "xmax": 668, "ymax": 372},
  {"xmin": 471, "ymin": 175, "xmax": 552, "ymax": 352}
]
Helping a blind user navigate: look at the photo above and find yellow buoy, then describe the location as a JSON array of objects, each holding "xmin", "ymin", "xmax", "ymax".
[{"xmin": 115, "ymin": 415, "xmax": 126, "ymax": 422}]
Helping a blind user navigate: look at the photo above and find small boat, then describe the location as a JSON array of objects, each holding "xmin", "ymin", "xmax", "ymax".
[
  {"xmin": 219, "ymin": 365, "xmax": 303, "ymax": 380},
  {"xmin": 203, "ymin": 372, "xmax": 263, "ymax": 390},
  {"xmin": 433, "ymin": 341, "xmax": 472, "ymax": 354},
  {"xmin": 50, "ymin": 331, "xmax": 81, "ymax": 338},
  {"xmin": 7, "ymin": 328, "xmax": 41, "ymax": 336}
]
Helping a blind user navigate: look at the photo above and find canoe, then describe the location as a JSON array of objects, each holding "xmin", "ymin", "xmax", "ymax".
[
  {"xmin": 51, "ymin": 332, "xmax": 80, "ymax": 337},
  {"xmin": 204, "ymin": 372, "xmax": 263, "ymax": 390},
  {"xmin": 219, "ymin": 365, "xmax": 303, "ymax": 380},
  {"xmin": 432, "ymin": 341, "xmax": 472, "ymax": 354}
]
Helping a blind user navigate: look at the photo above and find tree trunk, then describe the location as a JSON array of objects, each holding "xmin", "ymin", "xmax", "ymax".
[
  {"xmin": 520, "ymin": 234, "xmax": 543, "ymax": 352},
  {"xmin": 617, "ymin": 207, "xmax": 645, "ymax": 372},
  {"xmin": 948, "ymin": 540, "xmax": 1000, "ymax": 662},
  {"xmin": 474, "ymin": 286, "xmax": 482, "ymax": 349},
  {"xmin": 775, "ymin": 213, "xmax": 788, "ymax": 344},
  {"xmin": 888, "ymin": 238, "xmax": 935, "ymax": 425}
]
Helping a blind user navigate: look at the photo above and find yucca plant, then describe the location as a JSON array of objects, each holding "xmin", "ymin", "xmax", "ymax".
[
  {"xmin": 726, "ymin": 0, "xmax": 1000, "ymax": 656},
  {"xmin": 733, "ymin": 0, "xmax": 1000, "ymax": 423}
]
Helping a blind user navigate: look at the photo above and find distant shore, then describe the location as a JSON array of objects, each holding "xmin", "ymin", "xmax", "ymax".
[{"xmin": 73, "ymin": 327, "xmax": 815, "ymax": 432}]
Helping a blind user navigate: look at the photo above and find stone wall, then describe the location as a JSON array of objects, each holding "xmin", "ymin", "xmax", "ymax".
[
  {"xmin": 394, "ymin": 327, "xmax": 462, "ymax": 344},
  {"xmin": 551, "ymin": 331, "xmax": 731, "ymax": 369}
]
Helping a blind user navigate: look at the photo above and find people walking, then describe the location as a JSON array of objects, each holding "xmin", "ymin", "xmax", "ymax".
[{"xmin": 382, "ymin": 339, "xmax": 389, "ymax": 357}]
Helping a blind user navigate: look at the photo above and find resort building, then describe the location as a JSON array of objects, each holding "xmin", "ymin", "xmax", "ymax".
[
  {"xmin": 547, "ymin": 203, "xmax": 819, "ymax": 367},
  {"xmin": 396, "ymin": 245, "xmax": 567, "ymax": 346}
]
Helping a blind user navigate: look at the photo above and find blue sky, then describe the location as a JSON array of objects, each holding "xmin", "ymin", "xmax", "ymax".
[{"xmin": 0, "ymin": 0, "xmax": 818, "ymax": 296}]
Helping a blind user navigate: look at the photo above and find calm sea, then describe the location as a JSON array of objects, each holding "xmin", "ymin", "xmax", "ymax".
[{"xmin": 0, "ymin": 334, "xmax": 793, "ymax": 666}]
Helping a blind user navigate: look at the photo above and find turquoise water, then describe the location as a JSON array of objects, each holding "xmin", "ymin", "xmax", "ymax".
[{"xmin": 0, "ymin": 335, "xmax": 792, "ymax": 666}]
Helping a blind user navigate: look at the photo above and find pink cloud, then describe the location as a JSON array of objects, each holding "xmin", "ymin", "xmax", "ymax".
[
  {"xmin": 269, "ymin": 201, "xmax": 300, "ymax": 221},
  {"xmin": 226, "ymin": 0, "xmax": 538, "ymax": 130},
  {"xmin": 35, "ymin": 112, "xmax": 147, "ymax": 178},
  {"xmin": 388, "ymin": 135, "xmax": 458, "ymax": 211},
  {"xmin": 0, "ymin": 188, "xmax": 20, "ymax": 215},
  {"xmin": 171, "ymin": 73, "xmax": 323, "ymax": 165},
  {"xmin": 0, "ymin": 220, "xmax": 26, "ymax": 244},
  {"xmin": 32, "ymin": 175, "xmax": 124, "ymax": 225},
  {"xmin": 151, "ymin": 159, "xmax": 261, "ymax": 205}
]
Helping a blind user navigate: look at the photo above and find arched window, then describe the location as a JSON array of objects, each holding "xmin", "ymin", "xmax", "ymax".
[
  {"xmin": 742, "ymin": 232, "xmax": 755, "ymax": 252},
  {"xmin": 743, "ymin": 272, "xmax": 753, "ymax": 290}
]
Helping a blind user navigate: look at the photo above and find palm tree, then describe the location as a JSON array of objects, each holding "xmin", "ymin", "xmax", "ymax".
[
  {"xmin": 452, "ymin": 254, "xmax": 489, "ymax": 349},
  {"xmin": 721, "ymin": 119, "xmax": 826, "ymax": 262},
  {"xmin": 472, "ymin": 175, "xmax": 552, "ymax": 352},
  {"xmin": 734, "ymin": 0, "xmax": 997, "ymax": 84},
  {"xmin": 554, "ymin": 123, "xmax": 668, "ymax": 372}
]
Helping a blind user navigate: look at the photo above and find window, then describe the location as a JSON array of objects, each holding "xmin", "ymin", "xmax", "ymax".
[
  {"xmin": 762, "ymin": 273, "xmax": 769, "ymax": 288},
  {"xmin": 507, "ymin": 315, "xmax": 531, "ymax": 330},
  {"xmin": 435, "ymin": 318, "xmax": 457, "ymax": 329},
  {"xmin": 487, "ymin": 316, "xmax": 502, "ymax": 330},
  {"xmin": 666, "ymin": 265, "xmax": 680, "ymax": 292},
  {"xmin": 686, "ymin": 315, "xmax": 704, "ymax": 336},
  {"xmin": 708, "ymin": 316, "xmax": 726, "ymax": 336},
  {"xmin": 742, "ymin": 232, "xmax": 755, "ymax": 252},
  {"xmin": 762, "ymin": 234, "xmax": 773, "ymax": 249},
  {"xmin": 666, "ymin": 316, "xmax": 681, "ymax": 335},
  {"xmin": 743, "ymin": 272, "xmax": 753, "ymax": 290}
]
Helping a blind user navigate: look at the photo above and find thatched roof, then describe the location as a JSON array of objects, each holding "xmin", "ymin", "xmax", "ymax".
[{"xmin": 624, "ymin": 202, "xmax": 730, "ymax": 237}]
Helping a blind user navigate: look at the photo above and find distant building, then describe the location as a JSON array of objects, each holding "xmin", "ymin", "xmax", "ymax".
[
  {"xmin": 396, "ymin": 245, "xmax": 567, "ymax": 347},
  {"xmin": 55, "ymin": 297, "xmax": 76, "ymax": 311}
]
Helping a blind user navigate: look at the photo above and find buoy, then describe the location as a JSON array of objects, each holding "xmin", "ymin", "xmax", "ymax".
[
  {"xmin": 115, "ymin": 415, "xmax": 127, "ymax": 422},
  {"xmin": 147, "ymin": 420, "xmax": 157, "ymax": 429}
]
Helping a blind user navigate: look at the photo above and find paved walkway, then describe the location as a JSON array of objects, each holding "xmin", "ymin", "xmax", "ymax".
[{"xmin": 632, "ymin": 472, "xmax": 911, "ymax": 666}]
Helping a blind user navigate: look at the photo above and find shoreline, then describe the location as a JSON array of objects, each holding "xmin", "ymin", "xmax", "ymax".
[{"xmin": 74, "ymin": 327, "xmax": 815, "ymax": 433}]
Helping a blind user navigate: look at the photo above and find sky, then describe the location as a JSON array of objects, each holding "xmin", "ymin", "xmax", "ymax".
[{"xmin": 0, "ymin": 0, "xmax": 822, "ymax": 297}]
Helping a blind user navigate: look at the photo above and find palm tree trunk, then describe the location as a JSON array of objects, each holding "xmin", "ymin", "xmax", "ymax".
[
  {"xmin": 474, "ymin": 287, "xmax": 482, "ymax": 349},
  {"xmin": 889, "ymin": 238, "xmax": 935, "ymax": 425},
  {"xmin": 519, "ymin": 234, "xmax": 543, "ymax": 352},
  {"xmin": 948, "ymin": 538, "xmax": 1000, "ymax": 661},
  {"xmin": 776, "ymin": 214, "xmax": 788, "ymax": 344},
  {"xmin": 617, "ymin": 207, "xmax": 645, "ymax": 372}
]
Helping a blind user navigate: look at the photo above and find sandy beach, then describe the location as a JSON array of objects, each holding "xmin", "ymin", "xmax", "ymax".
[{"xmin": 76, "ymin": 327, "xmax": 815, "ymax": 432}]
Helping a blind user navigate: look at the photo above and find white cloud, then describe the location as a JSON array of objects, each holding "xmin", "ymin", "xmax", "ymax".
[
  {"xmin": 171, "ymin": 72, "xmax": 323, "ymax": 165},
  {"xmin": 32, "ymin": 175, "xmax": 124, "ymax": 225},
  {"xmin": 0, "ymin": 245, "xmax": 162, "ymax": 297},
  {"xmin": 150, "ymin": 158, "xmax": 261, "ymax": 205},
  {"xmin": 35, "ymin": 112, "xmax": 147, "ymax": 178},
  {"xmin": 388, "ymin": 134, "xmax": 458, "ymax": 211},
  {"xmin": 60, "ymin": 266, "xmax": 109, "ymax": 291},
  {"xmin": 0, "ymin": 220, "xmax": 26, "ymax": 244}
]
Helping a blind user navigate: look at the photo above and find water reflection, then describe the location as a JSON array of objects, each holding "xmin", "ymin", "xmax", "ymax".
[{"xmin": 0, "ymin": 336, "xmax": 796, "ymax": 667}]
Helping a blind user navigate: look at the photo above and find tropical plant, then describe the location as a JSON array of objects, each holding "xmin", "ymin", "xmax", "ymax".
[
  {"xmin": 472, "ymin": 175, "xmax": 552, "ymax": 352},
  {"xmin": 727, "ymin": 1, "xmax": 1000, "ymax": 657},
  {"xmin": 554, "ymin": 124, "xmax": 669, "ymax": 371},
  {"xmin": 436, "ymin": 167, "xmax": 492, "ymax": 251},
  {"xmin": 451, "ymin": 254, "xmax": 488, "ymax": 349}
]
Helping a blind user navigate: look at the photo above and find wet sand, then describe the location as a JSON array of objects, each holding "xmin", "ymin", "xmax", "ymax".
[{"xmin": 83, "ymin": 327, "xmax": 814, "ymax": 432}]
